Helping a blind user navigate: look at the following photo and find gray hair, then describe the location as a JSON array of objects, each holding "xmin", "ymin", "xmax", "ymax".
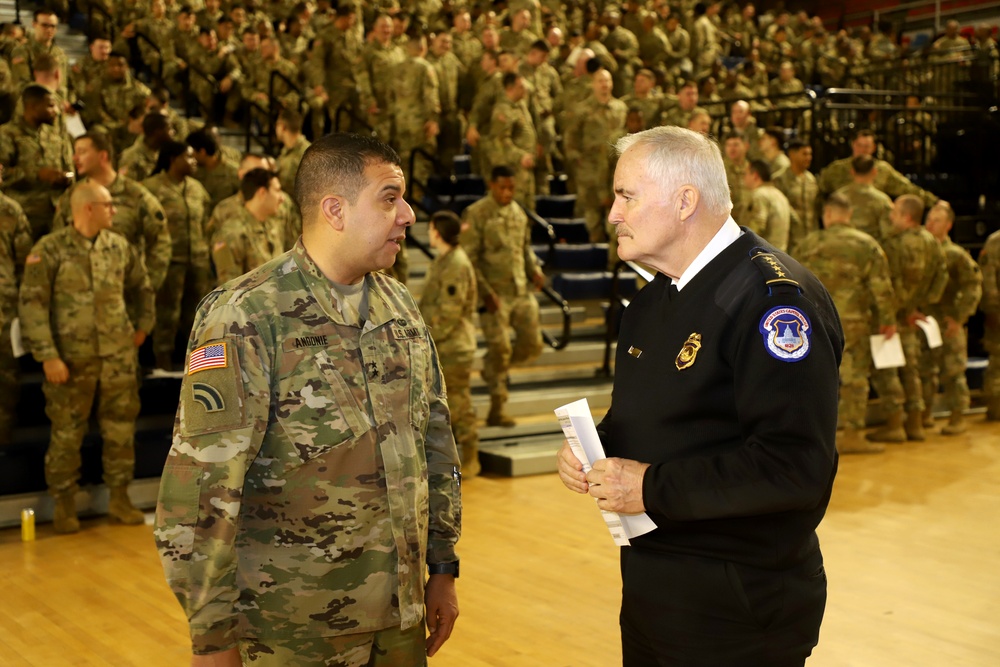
[{"xmin": 614, "ymin": 126, "xmax": 733, "ymax": 218}]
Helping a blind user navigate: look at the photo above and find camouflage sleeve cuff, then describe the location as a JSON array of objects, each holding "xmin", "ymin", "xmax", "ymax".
[{"xmin": 190, "ymin": 624, "xmax": 240, "ymax": 655}]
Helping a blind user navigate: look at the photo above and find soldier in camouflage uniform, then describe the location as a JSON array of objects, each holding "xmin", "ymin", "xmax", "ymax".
[
  {"xmin": 307, "ymin": 4, "xmax": 365, "ymax": 137},
  {"xmin": 742, "ymin": 159, "xmax": 795, "ymax": 252},
  {"xmin": 564, "ymin": 69, "xmax": 627, "ymax": 250},
  {"xmin": 817, "ymin": 129, "xmax": 938, "ymax": 209},
  {"xmin": 428, "ymin": 31, "xmax": 466, "ymax": 176},
  {"xmin": 187, "ymin": 127, "xmax": 241, "ymax": 210},
  {"xmin": 52, "ymin": 133, "xmax": 171, "ymax": 294},
  {"xmin": 142, "ymin": 142, "xmax": 214, "ymax": 371},
  {"xmin": 358, "ymin": 15, "xmax": 406, "ymax": 141},
  {"xmin": 206, "ymin": 154, "xmax": 294, "ymax": 254},
  {"xmin": 774, "ymin": 140, "xmax": 819, "ymax": 255},
  {"xmin": 119, "ymin": 112, "xmax": 174, "ymax": 183},
  {"xmin": 211, "ymin": 168, "xmax": 286, "ymax": 284},
  {"xmin": 9, "ymin": 10, "xmax": 69, "ymax": 101},
  {"xmin": 420, "ymin": 210, "xmax": 480, "ymax": 477},
  {"xmin": 868, "ymin": 195, "xmax": 948, "ymax": 442},
  {"xmin": 723, "ymin": 133, "xmax": 750, "ymax": 225},
  {"xmin": 484, "ymin": 72, "xmax": 537, "ymax": 212},
  {"xmin": 275, "ymin": 109, "xmax": 311, "ymax": 198},
  {"xmin": 662, "ymin": 80, "xmax": 705, "ymax": 128},
  {"xmin": 920, "ymin": 202, "xmax": 982, "ymax": 435},
  {"xmin": 80, "ymin": 53, "xmax": 152, "ymax": 157},
  {"xmin": 243, "ymin": 36, "xmax": 301, "ymax": 114},
  {"xmin": 460, "ymin": 166, "xmax": 545, "ymax": 427},
  {"xmin": 19, "ymin": 182, "xmax": 154, "ymax": 533},
  {"xmin": 621, "ymin": 68, "xmax": 666, "ymax": 130},
  {"xmin": 977, "ymin": 224, "xmax": 1000, "ymax": 419},
  {"xmin": 833, "ymin": 155, "xmax": 894, "ymax": 245},
  {"xmin": 0, "ymin": 85, "xmax": 73, "ymax": 241},
  {"xmin": 796, "ymin": 193, "xmax": 897, "ymax": 454},
  {"xmin": 0, "ymin": 174, "xmax": 32, "ymax": 446},
  {"xmin": 388, "ymin": 32, "xmax": 440, "ymax": 203},
  {"xmin": 154, "ymin": 133, "xmax": 460, "ymax": 666}
]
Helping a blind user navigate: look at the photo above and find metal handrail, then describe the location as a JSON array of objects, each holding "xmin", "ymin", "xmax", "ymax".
[
  {"xmin": 244, "ymin": 99, "xmax": 271, "ymax": 153},
  {"xmin": 134, "ymin": 31, "xmax": 164, "ymax": 84},
  {"xmin": 538, "ymin": 283, "xmax": 572, "ymax": 351},
  {"xmin": 333, "ymin": 103, "xmax": 375, "ymax": 135},
  {"xmin": 185, "ymin": 65, "xmax": 218, "ymax": 119},
  {"xmin": 521, "ymin": 204, "xmax": 558, "ymax": 268},
  {"xmin": 409, "ymin": 147, "xmax": 444, "ymax": 187},
  {"xmin": 87, "ymin": 4, "xmax": 116, "ymax": 43}
]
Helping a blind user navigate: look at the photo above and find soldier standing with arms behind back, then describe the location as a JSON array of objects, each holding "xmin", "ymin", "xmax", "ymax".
[
  {"xmin": 155, "ymin": 133, "xmax": 460, "ymax": 667},
  {"xmin": 19, "ymin": 182, "xmax": 154, "ymax": 533}
]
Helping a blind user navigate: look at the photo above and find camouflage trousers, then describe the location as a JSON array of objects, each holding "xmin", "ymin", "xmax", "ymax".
[
  {"xmin": 153, "ymin": 260, "xmax": 212, "ymax": 358},
  {"xmin": 838, "ymin": 321, "xmax": 877, "ymax": 429},
  {"xmin": 437, "ymin": 113, "xmax": 463, "ymax": 177},
  {"xmin": 869, "ymin": 324, "xmax": 907, "ymax": 415},
  {"xmin": 480, "ymin": 294, "xmax": 542, "ymax": 400},
  {"xmin": 0, "ymin": 321, "xmax": 19, "ymax": 445},
  {"xmin": 513, "ymin": 166, "xmax": 536, "ymax": 214},
  {"xmin": 577, "ymin": 179, "xmax": 612, "ymax": 244},
  {"xmin": 982, "ymin": 329, "xmax": 1000, "ymax": 399},
  {"xmin": 396, "ymin": 131, "xmax": 437, "ymax": 202},
  {"xmin": 920, "ymin": 325, "xmax": 971, "ymax": 413},
  {"xmin": 239, "ymin": 623, "xmax": 426, "ymax": 667},
  {"xmin": 880, "ymin": 322, "xmax": 926, "ymax": 413},
  {"xmin": 42, "ymin": 354, "xmax": 140, "ymax": 494},
  {"xmin": 440, "ymin": 352, "xmax": 478, "ymax": 456}
]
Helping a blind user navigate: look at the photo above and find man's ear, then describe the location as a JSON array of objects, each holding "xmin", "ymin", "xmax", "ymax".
[
  {"xmin": 678, "ymin": 185, "xmax": 699, "ymax": 222},
  {"xmin": 321, "ymin": 195, "xmax": 345, "ymax": 230}
]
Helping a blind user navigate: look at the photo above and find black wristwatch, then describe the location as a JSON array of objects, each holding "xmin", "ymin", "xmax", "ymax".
[{"xmin": 428, "ymin": 560, "xmax": 460, "ymax": 578}]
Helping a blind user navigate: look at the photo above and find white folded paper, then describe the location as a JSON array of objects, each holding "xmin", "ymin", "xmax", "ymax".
[
  {"xmin": 9, "ymin": 317, "xmax": 25, "ymax": 358},
  {"xmin": 916, "ymin": 316, "xmax": 943, "ymax": 349},
  {"xmin": 555, "ymin": 398, "xmax": 657, "ymax": 546},
  {"xmin": 870, "ymin": 333, "xmax": 905, "ymax": 369}
]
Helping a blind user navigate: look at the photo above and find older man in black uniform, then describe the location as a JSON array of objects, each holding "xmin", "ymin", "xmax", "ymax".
[{"xmin": 557, "ymin": 126, "xmax": 843, "ymax": 666}]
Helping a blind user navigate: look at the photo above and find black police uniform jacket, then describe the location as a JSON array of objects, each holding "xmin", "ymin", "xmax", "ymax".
[{"xmin": 598, "ymin": 229, "xmax": 844, "ymax": 571}]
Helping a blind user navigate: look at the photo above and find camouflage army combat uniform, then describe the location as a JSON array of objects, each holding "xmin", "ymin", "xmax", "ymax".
[
  {"xmin": 18, "ymin": 226, "xmax": 155, "ymax": 496},
  {"xmin": 743, "ymin": 183, "xmax": 795, "ymax": 252},
  {"xmin": 388, "ymin": 54, "xmax": 440, "ymax": 201},
  {"xmin": 834, "ymin": 182, "xmax": 893, "ymax": 244},
  {"xmin": 53, "ymin": 176, "xmax": 172, "ymax": 292},
  {"xmin": 277, "ymin": 135, "xmax": 310, "ymax": 196},
  {"xmin": 419, "ymin": 245, "xmax": 480, "ymax": 476},
  {"xmin": 119, "ymin": 138, "xmax": 159, "ymax": 183},
  {"xmin": 210, "ymin": 204, "xmax": 283, "ymax": 285},
  {"xmin": 195, "ymin": 157, "xmax": 241, "ymax": 210},
  {"xmin": 875, "ymin": 225, "xmax": 948, "ymax": 426},
  {"xmin": 773, "ymin": 168, "xmax": 819, "ymax": 253},
  {"xmin": 920, "ymin": 237, "xmax": 981, "ymax": 433},
  {"xmin": 10, "ymin": 38, "xmax": 69, "ymax": 100},
  {"xmin": 460, "ymin": 194, "xmax": 544, "ymax": 419},
  {"xmin": 0, "ymin": 193, "xmax": 32, "ymax": 444},
  {"xmin": 818, "ymin": 156, "xmax": 938, "ymax": 209},
  {"xmin": 142, "ymin": 173, "xmax": 213, "ymax": 368},
  {"xmin": 0, "ymin": 116, "xmax": 74, "ymax": 240},
  {"xmin": 978, "ymin": 230, "xmax": 1000, "ymax": 417},
  {"xmin": 796, "ymin": 224, "xmax": 898, "ymax": 451},
  {"xmin": 154, "ymin": 241, "xmax": 461, "ymax": 659},
  {"xmin": 484, "ymin": 97, "xmax": 537, "ymax": 211}
]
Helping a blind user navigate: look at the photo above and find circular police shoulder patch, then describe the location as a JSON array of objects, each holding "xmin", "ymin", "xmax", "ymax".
[{"xmin": 759, "ymin": 305, "xmax": 811, "ymax": 362}]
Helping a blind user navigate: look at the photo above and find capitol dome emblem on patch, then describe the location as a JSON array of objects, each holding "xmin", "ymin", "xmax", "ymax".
[{"xmin": 759, "ymin": 306, "xmax": 811, "ymax": 362}]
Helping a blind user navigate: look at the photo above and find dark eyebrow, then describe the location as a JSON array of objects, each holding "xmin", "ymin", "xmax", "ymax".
[{"xmin": 379, "ymin": 184, "xmax": 403, "ymax": 196}]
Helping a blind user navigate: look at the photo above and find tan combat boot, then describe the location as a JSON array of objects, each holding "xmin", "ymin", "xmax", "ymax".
[
  {"xmin": 108, "ymin": 486, "xmax": 145, "ymax": 525},
  {"xmin": 865, "ymin": 410, "xmax": 906, "ymax": 443},
  {"xmin": 836, "ymin": 429, "xmax": 885, "ymax": 454},
  {"xmin": 486, "ymin": 396, "xmax": 516, "ymax": 428},
  {"xmin": 904, "ymin": 410, "xmax": 926, "ymax": 441},
  {"xmin": 941, "ymin": 411, "xmax": 967, "ymax": 436},
  {"xmin": 922, "ymin": 384, "xmax": 936, "ymax": 428},
  {"xmin": 52, "ymin": 492, "xmax": 80, "ymax": 534},
  {"xmin": 461, "ymin": 443, "xmax": 481, "ymax": 477}
]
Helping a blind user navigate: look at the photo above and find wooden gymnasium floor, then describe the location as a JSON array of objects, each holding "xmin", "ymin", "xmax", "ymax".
[{"xmin": 1, "ymin": 419, "xmax": 999, "ymax": 666}]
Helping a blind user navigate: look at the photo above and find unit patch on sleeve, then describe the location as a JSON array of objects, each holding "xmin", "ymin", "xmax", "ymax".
[{"xmin": 759, "ymin": 306, "xmax": 811, "ymax": 362}]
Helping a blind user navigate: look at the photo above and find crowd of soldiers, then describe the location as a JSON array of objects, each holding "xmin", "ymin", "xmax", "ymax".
[{"xmin": 1, "ymin": 0, "xmax": 1000, "ymax": 523}]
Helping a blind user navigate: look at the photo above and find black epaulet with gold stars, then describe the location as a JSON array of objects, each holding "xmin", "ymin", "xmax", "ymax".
[{"xmin": 749, "ymin": 247, "xmax": 801, "ymax": 296}]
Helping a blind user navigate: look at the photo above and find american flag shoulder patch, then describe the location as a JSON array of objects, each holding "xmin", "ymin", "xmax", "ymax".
[{"xmin": 188, "ymin": 342, "xmax": 228, "ymax": 375}]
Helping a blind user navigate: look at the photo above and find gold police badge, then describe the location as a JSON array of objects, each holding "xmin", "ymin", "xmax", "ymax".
[{"xmin": 675, "ymin": 333, "xmax": 702, "ymax": 370}]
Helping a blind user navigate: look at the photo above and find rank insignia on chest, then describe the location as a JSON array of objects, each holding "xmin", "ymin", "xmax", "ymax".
[
  {"xmin": 675, "ymin": 333, "xmax": 702, "ymax": 370},
  {"xmin": 759, "ymin": 306, "xmax": 811, "ymax": 362}
]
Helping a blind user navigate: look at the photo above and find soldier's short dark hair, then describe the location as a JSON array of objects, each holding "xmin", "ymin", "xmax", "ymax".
[
  {"xmin": 294, "ymin": 133, "xmax": 400, "ymax": 224},
  {"xmin": 529, "ymin": 39, "xmax": 550, "ymax": 53},
  {"xmin": 199, "ymin": 26, "xmax": 215, "ymax": 36},
  {"xmin": 21, "ymin": 84, "xmax": 53, "ymax": 108},
  {"xmin": 77, "ymin": 131, "xmax": 115, "ymax": 163},
  {"xmin": 33, "ymin": 9, "xmax": 56, "ymax": 21},
  {"xmin": 152, "ymin": 140, "xmax": 190, "ymax": 176},
  {"xmin": 108, "ymin": 51, "xmax": 129, "ymax": 61},
  {"xmin": 723, "ymin": 132, "xmax": 747, "ymax": 144},
  {"xmin": 763, "ymin": 126, "xmax": 785, "ymax": 146},
  {"xmin": 143, "ymin": 112, "xmax": 171, "ymax": 137},
  {"xmin": 851, "ymin": 155, "xmax": 876, "ymax": 175},
  {"xmin": 853, "ymin": 129, "xmax": 876, "ymax": 142},
  {"xmin": 127, "ymin": 102, "xmax": 147, "ymax": 120},
  {"xmin": 787, "ymin": 139, "xmax": 808, "ymax": 152},
  {"xmin": 279, "ymin": 108, "xmax": 304, "ymax": 134},
  {"xmin": 430, "ymin": 210, "xmax": 462, "ymax": 246},
  {"xmin": 502, "ymin": 71, "xmax": 520, "ymax": 89},
  {"xmin": 334, "ymin": 2, "xmax": 354, "ymax": 17},
  {"xmin": 825, "ymin": 192, "xmax": 852, "ymax": 212},
  {"xmin": 178, "ymin": 6, "xmax": 194, "ymax": 16},
  {"xmin": 490, "ymin": 165, "xmax": 515, "ymax": 181},
  {"xmin": 241, "ymin": 167, "xmax": 278, "ymax": 201},
  {"xmin": 585, "ymin": 57, "xmax": 603, "ymax": 74},
  {"xmin": 748, "ymin": 159, "xmax": 772, "ymax": 182},
  {"xmin": 187, "ymin": 127, "xmax": 221, "ymax": 156},
  {"xmin": 217, "ymin": 17, "xmax": 233, "ymax": 27},
  {"xmin": 88, "ymin": 32, "xmax": 111, "ymax": 44},
  {"xmin": 896, "ymin": 194, "xmax": 924, "ymax": 224}
]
